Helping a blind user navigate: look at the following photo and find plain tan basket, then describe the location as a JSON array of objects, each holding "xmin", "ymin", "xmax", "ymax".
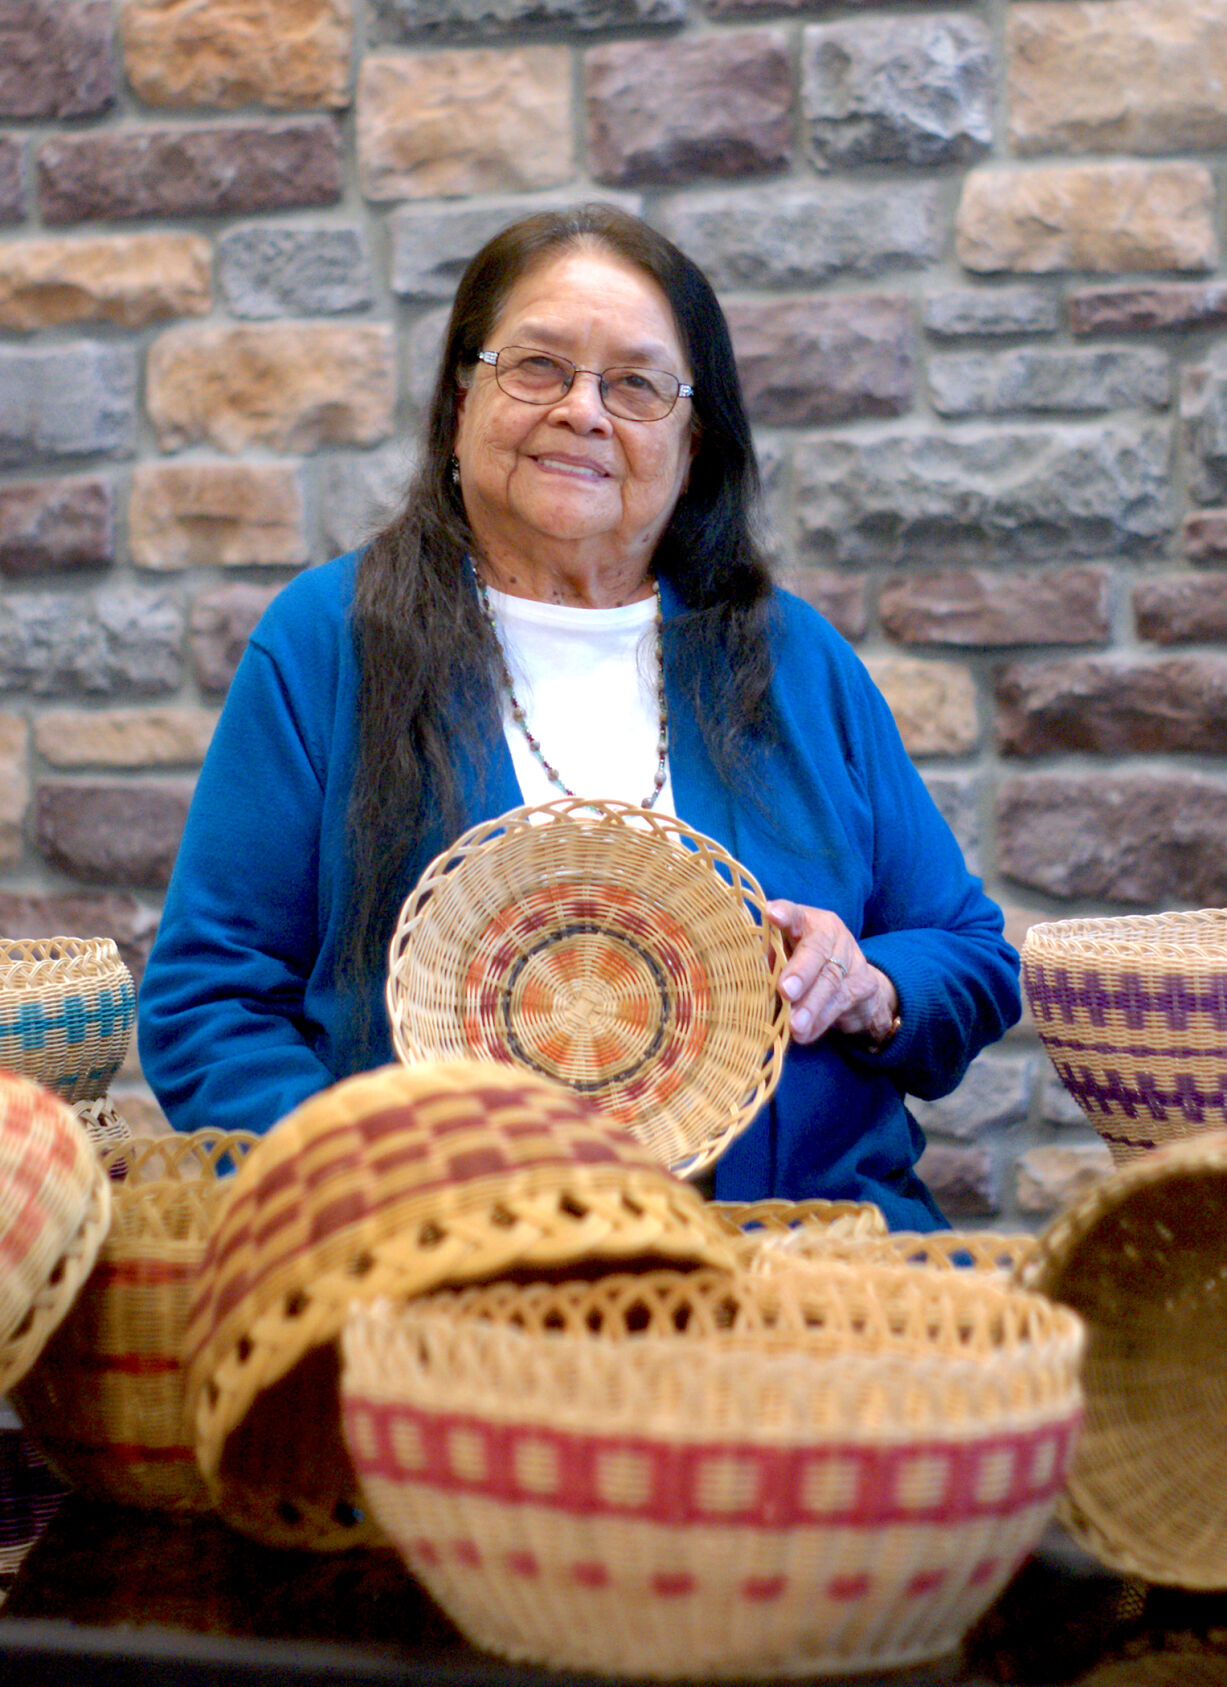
[
  {"xmin": 0, "ymin": 937, "xmax": 136, "ymax": 1104},
  {"xmin": 12, "ymin": 1131, "xmax": 258, "ymax": 1512},
  {"xmin": 1018, "ymin": 1129, "xmax": 1227, "ymax": 1588},
  {"xmin": 71, "ymin": 1096, "xmax": 135, "ymax": 1159},
  {"xmin": 386, "ymin": 798, "xmax": 790, "ymax": 1178},
  {"xmin": 183, "ymin": 1061, "xmax": 737, "ymax": 1552},
  {"xmin": 341, "ymin": 1262, "xmax": 1084, "ymax": 1680},
  {"xmin": 751, "ymin": 1226, "xmax": 1040, "ymax": 1278},
  {"xmin": 1022, "ymin": 910, "xmax": 1227, "ymax": 1166},
  {"xmin": 0, "ymin": 1070, "xmax": 112, "ymax": 1396}
]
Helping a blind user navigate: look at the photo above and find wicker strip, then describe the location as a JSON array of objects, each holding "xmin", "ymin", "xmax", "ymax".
[
  {"xmin": 183, "ymin": 1062, "xmax": 738, "ymax": 1552},
  {"xmin": 1023, "ymin": 910, "xmax": 1227, "ymax": 1166},
  {"xmin": 0, "ymin": 937, "xmax": 135, "ymax": 1104},
  {"xmin": 11, "ymin": 1131, "xmax": 257, "ymax": 1513},
  {"xmin": 0, "ymin": 1072, "xmax": 113, "ymax": 1396},
  {"xmin": 341, "ymin": 1263, "xmax": 1084, "ymax": 1679},
  {"xmin": 386, "ymin": 799, "xmax": 790, "ymax": 1178},
  {"xmin": 1017, "ymin": 1129, "xmax": 1227, "ymax": 1588}
]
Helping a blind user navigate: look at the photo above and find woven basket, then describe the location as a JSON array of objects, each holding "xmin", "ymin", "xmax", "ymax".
[
  {"xmin": 749, "ymin": 1226, "xmax": 1039, "ymax": 1278},
  {"xmin": 0, "ymin": 937, "xmax": 135, "ymax": 1104},
  {"xmin": 1022, "ymin": 910, "xmax": 1227, "ymax": 1166},
  {"xmin": 0, "ymin": 1070, "xmax": 112, "ymax": 1396},
  {"xmin": 71, "ymin": 1095, "xmax": 135, "ymax": 1161},
  {"xmin": 708, "ymin": 1197, "xmax": 888, "ymax": 1268},
  {"xmin": 183, "ymin": 1061, "xmax": 737, "ymax": 1552},
  {"xmin": 1018, "ymin": 1129, "xmax": 1227, "ymax": 1588},
  {"xmin": 386, "ymin": 799, "xmax": 790, "ymax": 1178},
  {"xmin": 341, "ymin": 1262, "xmax": 1084, "ymax": 1680},
  {"xmin": 11, "ymin": 1130, "xmax": 258, "ymax": 1512}
]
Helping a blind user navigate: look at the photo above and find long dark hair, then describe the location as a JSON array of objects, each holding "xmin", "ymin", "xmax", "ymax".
[{"xmin": 345, "ymin": 204, "xmax": 776, "ymax": 1008}]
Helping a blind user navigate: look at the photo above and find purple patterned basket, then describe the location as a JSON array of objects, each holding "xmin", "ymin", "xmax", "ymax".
[{"xmin": 1023, "ymin": 910, "xmax": 1227, "ymax": 1166}]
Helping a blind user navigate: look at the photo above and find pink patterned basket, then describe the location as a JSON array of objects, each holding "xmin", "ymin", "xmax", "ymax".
[{"xmin": 341, "ymin": 1264, "xmax": 1084, "ymax": 1679}]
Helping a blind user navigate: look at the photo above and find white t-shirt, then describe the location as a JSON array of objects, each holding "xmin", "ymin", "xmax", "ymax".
[{"xmin": 483, "ymin": 585, "xmax": 675, "ymax": 815}]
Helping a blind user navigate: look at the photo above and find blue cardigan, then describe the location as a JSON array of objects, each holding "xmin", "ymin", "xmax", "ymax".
[{"xmin": 137, "ymin": 552, "xmax": 1020, "ymax": 1230}]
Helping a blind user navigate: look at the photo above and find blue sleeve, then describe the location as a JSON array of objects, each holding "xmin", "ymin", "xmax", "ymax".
[
  {"xmin": 844, "ymin": 659, "xmax": 1021, "ymax": 1100},
  {"xmin": 137, "ymin": 610, "xmax": 340, "ymax": 1136}
]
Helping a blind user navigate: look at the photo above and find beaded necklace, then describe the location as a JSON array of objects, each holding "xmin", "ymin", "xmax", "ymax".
[{"xmin": 475, "ymin": 574, "xmax": 669, "ymax": 810}]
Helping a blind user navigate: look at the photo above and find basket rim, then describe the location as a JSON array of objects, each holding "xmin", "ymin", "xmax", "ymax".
[
  {"xmin": 385, "ymin": 798, "xmax": 790, "ymax": 1178},
  {"xmin": 1022, "ymin": 909, "xmax": 1227, "ymax": 966}
]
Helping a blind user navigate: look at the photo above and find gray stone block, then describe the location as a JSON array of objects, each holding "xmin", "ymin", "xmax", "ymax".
[
  {"xmin": 658, "ymin": 182, "xmax": 942, "ymax": 288},
  {"xmin": 930, "ymin": 346, "xmax": 1172, "ymax": 417},
  {"xmin": 389, "ymin": 192, "xmax": 641, "ymax": 301},
  {"xmin": 1182, "ymin": 352, "xmax": 1227, "ymax": 503},
  {"xmin": 921, "ymin": 769, "xmax": 982, "ymax": 873},
  {"xmin": 217, "ymin": 226, "xmax": 376, "ymax": 319},
  {"xmin": 317, "ymin": 445, "xmax": 415, "ymax": 559},
  {"xmin": 370, "ymin": 0, "xmax": 685, "ymax": 40},
  {"xmin": 795, "ymin": 423, "xmax": 1174, "ymax": 566},
  {"xmin": 0, "ymin": 588, "xmax": 182, "ymax": 696},
  {"xmin": 0, "ymin": 0, "xmax": 117, "ymax": 119},
  {"xmin": 922, "ymin": 287, "xmax": 1061, "ymax": 338},
  {"xmin": 0, "ymin": 344, "xmax": 137, "ymax": 466},
  {"xmin": 910, "ymin": 1049, "xmax": 1034, "ymax": 1143},
  {"xmin": 803, "ymin": 12, "xmax": 993, "ymax": 168}
]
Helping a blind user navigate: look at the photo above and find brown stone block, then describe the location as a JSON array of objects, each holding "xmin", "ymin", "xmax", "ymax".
[
  {"xmin": 357, "ymin": 48, "xmax": 572, "ymax": 200},
  {"xmin": 129, "ymin": 463, "xmax": 306, "ymax": 569},
  {"xmin": 863, "ymin": 656, "xmax": 978, "ymax": 757},
  {"xmin": 1070, "ymin": 281, "xmax": 1227, "ymax": 336},
  {"xmin": 34, "ymin": 708, "xmax": 219, "ymax": 769},
  {"xmin": 1009, "ymin": 0, "xmax": 1227, "ymax": 155},
  {"xmin": 881, "ymin": 568, "xmax": 1110, "ymax": 647},
  {"xmin": 998, "ymin": 654, "xmax": 1227, "ymax": 755},
  {"xmin": 1184, "ymin": 510, "xmax": 1227, "ymax": 560},
  {"xmin": 121, "ymin": 0, "xmax": 352, "ymax": 110},
  {"xmin": 1015, "ymin": 1143, "xmax": 1113, "ymax": 1218},
  {"xmin": 586, "ymin": 31, "xmax": 791, "ymax": 186},
  {"xmin": 35, "ymin": 780, "xmax": 193, "ymax": 889},
  {"xmin": 957, "ymin": 163, "xmax": 1216, "ymax": 274},
  {"xmin": 0, "ymin": 890, "xmax": 159, "ymax": 981},
  {"xmin": 0, "ymin": 477, "xmax": 113, "ymax": 575},
  {"xmin": 147, "ymin": 324, "xmax": 395, "ymax": 454},
  {"xmin": 915, "ymin": 1143, "xmax": 998, "ymax": 1220},
  {"xmin": 0, "ymin": 713, "xmax": 26, "ymax": 869},
  {"xmin": 0, "ymin": 234, "xmax": 211, "ymax": 331},
  {"xmin": 776, "ymin": 568, "xmax": 867, "ymax": 642},
  {"xmin": 726, "ymin": 295, "xmax": 911, "ymax": 426},
  {"xmin": 1135, "ymin": 576, "xmax": 1227, "ymax": 643},
  {"xmin": 189, "ymin": 583, "xmax": 280, "ymax": 693},
  {"xmin": 37, "ymin": 122, "xmax": 342, "ymax": 224},
  {"xmin": 0, "ymin": 0, "xmax": 117, "ymax": 119},
  {"xmin": 996, "ymin": 770, "xmax": 1227, "ymax": 904}
]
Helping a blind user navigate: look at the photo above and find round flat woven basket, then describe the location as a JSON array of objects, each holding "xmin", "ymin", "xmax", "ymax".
[
  {"xmin": 12, "ymin": 1130, "xmax": 258, "ymax": 1513},
  {"xmin": 748, "ymin": 1226, "xmax": 1039, "ymax": 1278},
  {"xmin": 0, "ymin": 937, "xmax": 136, "ymax": 1104},
  {"xmin": 386, "ymin": 799, "xmax": 790, "ymax": 1178},
  {"xmin": 341, "ymin": 1261, "xmax": 1084, "ymax": 1680},
  {"xmin": 1022, "ymin": 910, "xmax": 1227, "ymax": 1166},
  {"xmin": 1017, "ymin": 1129, "xmax": 1227, "ymax": 1588},
  {"xmin": 184, "ymin": 1061, "xmax": 737, "ymax": 1553},
  {"xmin": 0, "ymin": 1071, "xmax": 112, "ymax": 1396}
]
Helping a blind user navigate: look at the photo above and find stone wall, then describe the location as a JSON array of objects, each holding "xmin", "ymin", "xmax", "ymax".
[{"xmin": 3, "ymin": 0, "xmax": 1224, "ymax": 1225}]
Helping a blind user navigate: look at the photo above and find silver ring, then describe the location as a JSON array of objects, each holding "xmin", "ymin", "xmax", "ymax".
[{"xmin": 824, "ymin": 956, "xmax": 848, "ymax": 980}]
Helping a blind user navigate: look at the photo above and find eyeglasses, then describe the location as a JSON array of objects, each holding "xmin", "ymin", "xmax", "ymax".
[{"xmin": 476, "ymin": 346, "xmax": 694, "ymax": 422}]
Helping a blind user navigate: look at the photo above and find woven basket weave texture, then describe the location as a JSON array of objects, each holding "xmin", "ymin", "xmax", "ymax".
[
  {"xmin": 1018, "ymin": 1129, "xmax": 1227, "ymax": 1588},
  {"xmin": 12, "ymin": 1131, "xmax": 258, "ymax": 1512},
  {"xmin": 386, "ymin": 799, "xmax": 789, "ymax": 1177},
  {"xmin": 0, "ymin": 937, "xmax": 135, "ymax": 1104},
  {"xmin": 342, "ymin": 1263, "xmax": 1084, "ymax": 1680},
  {"xmin": 183, "ymin": 1061, "xmax": 737, "ymax": 1552},
  {"xmin": 1023, "ymin": 910, "xmax": 1227, "ymax": 1166},
  {"xmin": 0, "ymin": 1070, "xmax": 112, "ymax": 1396}
]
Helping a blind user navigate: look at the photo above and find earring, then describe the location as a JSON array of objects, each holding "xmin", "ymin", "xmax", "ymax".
[{"xmin": 449, "ymin": 454, "xmax": 461, "ymax": 487}]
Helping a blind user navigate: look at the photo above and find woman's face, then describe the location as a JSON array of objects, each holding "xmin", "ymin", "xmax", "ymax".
[{"xmin": 452, "ymin": 247, "xmax": 698, "ymax": 601}]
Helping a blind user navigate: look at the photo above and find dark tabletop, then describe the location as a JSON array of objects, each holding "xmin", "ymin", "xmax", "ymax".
[{"xmin": 2, "ymin": 1499, "xmax": 1227, "ymax": 1687}]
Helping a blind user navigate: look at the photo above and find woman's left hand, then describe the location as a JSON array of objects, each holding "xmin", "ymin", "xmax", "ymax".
[{"xmin": 766, "ymin": 901, "xmax": 898, "ymax": 1047}]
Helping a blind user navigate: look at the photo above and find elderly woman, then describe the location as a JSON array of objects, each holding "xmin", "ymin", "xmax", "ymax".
[{"xmin": 138, "ymin": 203, "xmax": 1019, "ymax": 1230}]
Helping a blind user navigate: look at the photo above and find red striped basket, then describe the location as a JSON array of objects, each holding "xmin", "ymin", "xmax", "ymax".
[
  {"xmin": 12, "ymin": 1131, "xmax": 257, "ymax": 1511},
  {"xmin": 341, "ymin": 1263, "xmax": 1085, "ymax": 1679}
]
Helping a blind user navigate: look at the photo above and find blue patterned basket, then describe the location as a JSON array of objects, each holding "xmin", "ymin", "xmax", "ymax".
[
  {"xmin": 1023, "ymin": 910, "xmax": 1227, "ymax": 1166},
  {"xmin": 0, "ymin": 937, "xmax": 136, "ymax": 1104}
]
